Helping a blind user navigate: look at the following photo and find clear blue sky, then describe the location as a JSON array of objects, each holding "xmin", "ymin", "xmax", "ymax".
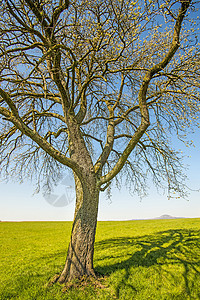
[{"xmin": 0, "ymin": 131, "xmax": 199, "ymax": 221}]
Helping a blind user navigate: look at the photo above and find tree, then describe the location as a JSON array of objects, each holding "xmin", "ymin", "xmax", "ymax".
[{"xmin": 0, "ymin": 0, "xmax": 199, "ymax": 283}]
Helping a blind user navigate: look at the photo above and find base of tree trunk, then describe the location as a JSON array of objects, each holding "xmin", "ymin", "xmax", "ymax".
[
  {"xmin": 57, "ymin": 251, "xmax": 97, "ymax": 283},
  {"xmin": 48, "ymin": 270, "xmax": 107, "ymax": 292},
  {"xmin": 62, "ymin": 273, "xmax": 107, "ymax": 291},
  {"xmin": 57, "ymin": 268, "xmax": 97, "ymax": 284}
]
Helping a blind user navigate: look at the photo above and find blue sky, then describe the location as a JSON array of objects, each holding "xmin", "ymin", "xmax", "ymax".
[{"xmin": 0, "ymin": 130, "xmax": 199, "ymax": 221}]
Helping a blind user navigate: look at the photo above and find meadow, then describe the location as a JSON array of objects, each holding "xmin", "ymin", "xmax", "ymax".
[{"xmin": 0, "ymin": 218, "xmax": 200, "ymax": 299}]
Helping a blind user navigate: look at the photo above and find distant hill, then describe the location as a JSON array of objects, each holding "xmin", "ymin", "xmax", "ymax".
[
  {"xmin": 131, "ymin": 214, "xmax": 185, "ymax": 221},
  {"xmin": 154, "ymin": 214, "xmax": 184, "ymax": 220}
]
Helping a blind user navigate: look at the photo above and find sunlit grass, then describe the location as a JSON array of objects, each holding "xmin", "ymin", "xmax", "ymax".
[{"xmin": 0, "ymin": 219, "xmax": 200, "ymax": 299}]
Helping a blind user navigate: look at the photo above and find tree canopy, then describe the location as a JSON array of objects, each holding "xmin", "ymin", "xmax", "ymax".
[{"xmin": 0, "ymin": 0, "xmax": 199, "ymax": 198}]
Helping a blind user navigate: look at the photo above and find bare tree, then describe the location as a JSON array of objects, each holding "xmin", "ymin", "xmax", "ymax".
[{"xmin": 0, "ymin": 0, "xmax": 199, "ymax": 283}]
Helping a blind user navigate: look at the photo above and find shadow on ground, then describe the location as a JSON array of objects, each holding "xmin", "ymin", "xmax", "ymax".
[{"xmin": 95, "ymin": 229, "xmax": 200, "ymax": 298}]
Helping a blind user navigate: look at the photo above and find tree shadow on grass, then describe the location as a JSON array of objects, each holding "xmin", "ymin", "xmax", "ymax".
[{"xmin": 95, "ymin": 229, "xmax": 200, "ymax": 298}]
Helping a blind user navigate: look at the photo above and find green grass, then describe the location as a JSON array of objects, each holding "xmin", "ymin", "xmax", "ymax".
[{"xmin": 0, "ymin": 218, "xmax": 200, "ymax": 299}]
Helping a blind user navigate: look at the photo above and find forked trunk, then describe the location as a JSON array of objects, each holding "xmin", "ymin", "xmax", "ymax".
[{"xmin": 58, "ymin": 174, "xmax": 99, "ymax": 283}]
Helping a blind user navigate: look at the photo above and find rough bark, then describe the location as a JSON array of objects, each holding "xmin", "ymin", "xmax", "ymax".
[{"xmin": 58, "ymin": 174, "xmax": 99, "ymax": 283}]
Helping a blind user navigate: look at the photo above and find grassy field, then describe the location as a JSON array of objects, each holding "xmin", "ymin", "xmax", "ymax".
[{"xmin": 0, "ymin": 218, "xmax": 200, "ymax": 299}]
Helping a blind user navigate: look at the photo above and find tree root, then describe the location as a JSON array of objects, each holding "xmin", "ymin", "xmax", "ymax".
[
  {"xmin": 47, "ymin": 270, "xmax": 107, "ymax": 292},
  {"xmin": 62, "ymin": 273, "xmax": 108, "ymax": 292},
  {"xmin": 47, "ymin": 274, "xmax": 60, "ymax": 286}
]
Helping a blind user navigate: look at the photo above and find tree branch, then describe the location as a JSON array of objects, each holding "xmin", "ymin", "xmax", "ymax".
[
  {"xmin": 0, "ymin": 88, "xmax": 79, "ymax": 173},
  {"xmin": 99, "ymin": 0, "xmax": 191, "ymax": 186}
]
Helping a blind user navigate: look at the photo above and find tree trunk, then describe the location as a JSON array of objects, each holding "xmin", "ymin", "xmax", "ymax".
[{"xmin": 58, "ymin": 173, "xmax": 99, "ymax": 283}]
